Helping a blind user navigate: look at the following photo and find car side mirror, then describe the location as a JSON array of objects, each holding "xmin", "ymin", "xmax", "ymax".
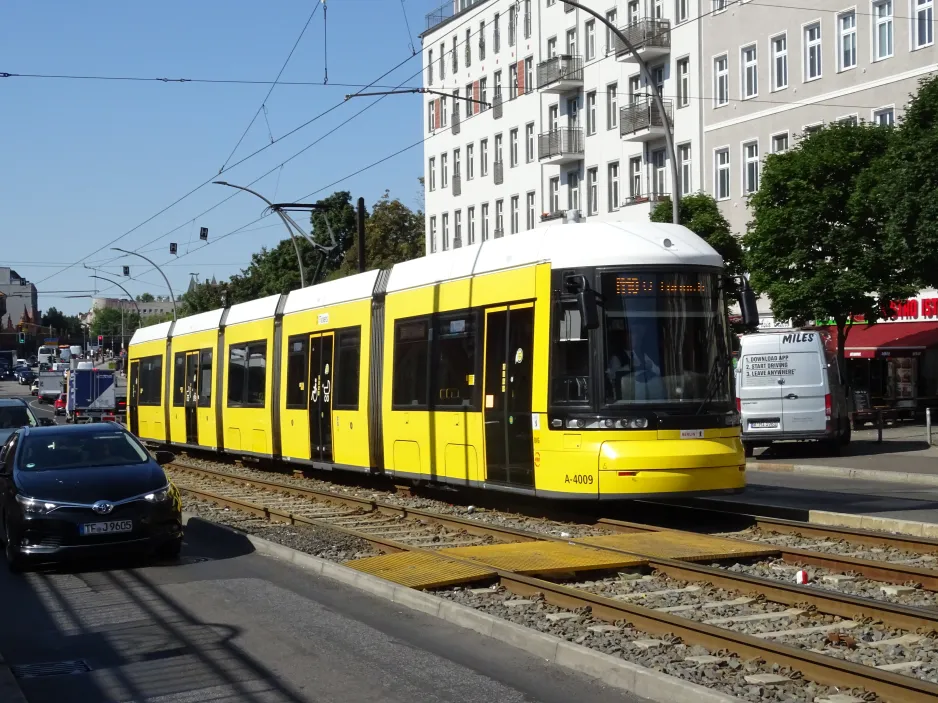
[
  {"xmin": 153, "ymin": 450, "xmax": 175, "ymax": 466},
  {"xmin": 577, "ymin": 288, "xmax": 600, "ymax": 331},
  {"xmin": 39, "ymin": 418, "xmax": 55, "ymax": 427}
]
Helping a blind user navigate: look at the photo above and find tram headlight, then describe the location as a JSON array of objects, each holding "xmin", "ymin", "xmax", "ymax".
[
  {"xmin": 629, "ymin": 418, "xmax": 649, "ymax": 429},
  {"xmin": 566, "ymin": 418, "xmax": 585, "ymax": 429}
]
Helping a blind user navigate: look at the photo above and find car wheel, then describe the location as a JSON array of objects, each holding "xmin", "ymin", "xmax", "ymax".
[
  {"xmin": 4, "ymin": 520, "xmax": 24, "ymax": 574},
  {"xmin": 156, "ymin": 538, "xmax": 183, "ymax": 561},
  {"xmin": 743, "ymin": 442, "xmax": 754, "ymax": 458}
]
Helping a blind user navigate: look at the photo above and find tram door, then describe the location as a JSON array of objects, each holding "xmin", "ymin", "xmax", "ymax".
[
  {"xmin": 128, "ymin": 360, "xmax": 140, "ymax": 436},
  {"xmin": 483, "ymin": 305, "xmax": 535, "ymax": 487},
  {"xmin": 308, "ymin": 333, "xmax": 335, "ymax": 463},
  {"xmin": 184, "ymin": 351, "xmax": 200, "ymax": 445}
]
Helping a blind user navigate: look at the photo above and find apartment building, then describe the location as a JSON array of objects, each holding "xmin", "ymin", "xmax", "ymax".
[
  {"xmin": 702, "ymin": 0, "xmax": 936, "ymax": 234},
  {"xmin": 421, "ymin": 0, "xmax": 706, "ymax": 253}
]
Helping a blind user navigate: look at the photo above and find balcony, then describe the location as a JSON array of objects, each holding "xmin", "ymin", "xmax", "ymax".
[
  {"xmin": 537, "ymin": 128, "xmax": 584, "ymax": 165},
  {"xmin": 494, "ymin": 160, "xmax": 504, "ymax": 185},
  {"xmin": 452, "ymin": 105, "xmax": 461, "ymax": 135},
  {"xmin": 623, "ymin": 192, "xmax": 670, "ymax": 208},
  {"xmin": 620, "ymin": 96, "xmax": 672, "ymax": 142},
  {"xmin": 536, "ymin": 55, "xmax": 583, "ymax": 94},
  {"xmin": 493, "ymin": 91, "xmax": 503, "ymax": 120},
  {"xmin": 453, "ymin": 173, "xmax": 462, "ymax": 196},
  {"xmin": 540, "ymin": 210, "xmax": 566, "ymax": 223},
  {"xmin": 614, "ymin": 19, "xmax": 671, "ymax": 63},
  {"xmin": 493, "ymin": 228, "xmax": 505, "ymax": 239}
]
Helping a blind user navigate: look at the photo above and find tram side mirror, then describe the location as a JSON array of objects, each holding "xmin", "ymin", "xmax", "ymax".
[
  {"xmin": 577, "ymin": 288, "xmax": 600, "ymax": 330},
  {"xmin": 738, "ymin": 277, "xmax": 759, "ymax": 330}
]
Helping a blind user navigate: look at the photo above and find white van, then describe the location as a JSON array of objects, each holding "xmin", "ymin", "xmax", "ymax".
[
  {"xmin": 736, "ymin": 329, "xmax": 850, "ymax": 455},
  {"xmin": 37, "ymin": 345, "xmax": 56, "ymax": 366}
]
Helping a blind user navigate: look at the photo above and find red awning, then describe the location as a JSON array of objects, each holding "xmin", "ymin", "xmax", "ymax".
[{"xmin": 822, "ymin": 322, "xmax": 938, "ymax": 359}]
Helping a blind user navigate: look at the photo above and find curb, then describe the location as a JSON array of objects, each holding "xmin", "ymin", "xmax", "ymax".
[
  {"xmin": 0, "ymin": 652, "xmax": 28, "ymax": 703},
  {"xmin": 748, "ymin": 461, "xmax": 938, "ymax": 487},
  {"xmin": 182, "ymin": 513, "xmax": 743, "ymax": 703}
]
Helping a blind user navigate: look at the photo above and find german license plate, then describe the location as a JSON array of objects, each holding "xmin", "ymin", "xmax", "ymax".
[
  {"xmin": 750, "ymin": 421, "xmax": 779, "ymax": 429},
  {"xmin": 81, "ymin": 520, "xmax": 132, "ymax": 535},
  {"xmin": 680, "ymin": 429, "xmax": 704, "ymax": 439}
]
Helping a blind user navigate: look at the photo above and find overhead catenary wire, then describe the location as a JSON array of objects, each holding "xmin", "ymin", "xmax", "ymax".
[{"xmin": 400, "ymin": 0, "xmax": 418, "ymax": 55}]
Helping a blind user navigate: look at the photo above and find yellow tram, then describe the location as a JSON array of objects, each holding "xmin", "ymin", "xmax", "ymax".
[{"xmin": 128, "ymin": 220, "xmax": 746, "ymax": 500}]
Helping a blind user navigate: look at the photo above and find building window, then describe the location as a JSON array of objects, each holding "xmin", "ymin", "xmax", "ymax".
[
  {"xmin": 585, "ymin": 20, "xmax": 596, "ymax": 60},
  {"xmin": 454, "ymin": 148, "xmax": 461, "ymax": 182},
  {"xmin": 715, "ymin": 148, "xmax": 730, "ymax": 200},
  {"xmin": 874, "ymin": 107, "xmax": 895, "ymax": 125},
  {"xmin": 771, "ymin": 34, "xmax": 788, "ymax": 90},
  {"xmin": 495, "ymin": 199, "xmax": 504, "ymax": 235},
  {"xmin": 627, "ymin": 0, "xmax": 640, "ymax": 22},
  {"xmin": 772, "ymin": 132, "xmax": 789, "ymax": 152},
  {"xmin": 392, "ymin": 319, "xmax": 429, "ymax": 408},
  {"xmin": 586, "ymin": 91, "xmax": 597, "ymax": 135},
  {"xmin": 549, "ymin": 176, "xmax": 560, "ymax": 212},
  {"xmin": 509, "ymin": 63, "xmax": 518, "ymax": 99},
  {"xmin": 467, "ymin": 206, "xmax": 476, "ymax": 244},
  {"xmin": 453, "ymin": 34, "xmax": 459, "ymax": 74},
  {"xmin": 480, "ymin": 138, "xmax": 489, "ymax": 176},
  {"xmin": 510, "ymin": 196, "xmax": 519, "ymax": 234},
  {"xmin": 508, "ymin": 4, "xmax": 517, "ymax": 47},
  {"xmin": 429, "ymin": 157, "xmax": 436, "ymax": 191},
  {"xmin": 714, "ymin": 0, "xmax": 727, "ymax": 10},
  {"xmin": 568, "ymin": 171, "xmax": 580, "ymax": 211},
  {"xmin": 676, "ymin": 0, "xmax": 688, "ymax": 22},
  {"xmin": 714, "ymin": 55, "xmax": 728, "ymax": 106},
  {"xmin": 467, "ymin": 143, "xmax": 474, "ymax": 180},
  {"xmin": 494, "ymin": 70, "xmax": 502, "ymax": 100},
  {"xmin": 838, "ymin": 11, "xmax": 857, "ymax": 69},
  {"xmin": 526, "ymin": 122, "xmax": 535, "ymax": 162},
  {"xmin": 441, "ymin": 152, "xmax": 448, "ymax": 188},
  {"xmin": 608, "ymin": 162, "xmax": 620, "ymax": 210},
  {"xmin": 227, "ymin": 341, "xmax": 267, "ymax": 407},
  {"xmin": 628, "ymin": 74, "xmax": 641, "ymax": 104},
  {"xmin": 607, "ymin": 83, "xmax": 618, "ymax": 129},
  {"xmin": 524, "ymin": 0, "xmax": 532, "ymax": 38},
  {"xmin": 605, "ymin": 10, "xmax": 617, "ymax": 51},
  {"xmin": 915, "ymin": 0, "xmax": 934, "ymax": 48},
  {"xmin": 479, "ymin": 20, "xmax": 486, "ymax": 60},
  {"xmin": 481, "ymin": 203, "xmax": 490, "ymax": 240},
  {"xmin": 480, "ymin": 77, "xmax": 488, "ymax": 110},
  {"xmin": 430, "ymin": 216, "xmax": 437, "ymax": 253},
  {"xmin": 526, "ymin": 58, "xmax": 534, "ymax": 95},
  {"xmin": 454, "ymin": 210, "xmax": 462, "ymax": 247},
  {"xmin": 495, "ymin": 133, "xmax": 503, "ymax": 166},
  {"xmin": 805, "ymin": 22, "xmax": 822, "ymax": 80},
  {"xmin": 566, "ymin": 28, "xmax": 576, "ymax": 55},
  {"xmin": 677, "ymin": 58, "xmax": 689, "ymax": 108},
  {"xmin": 428, "ymin": 103, "xmax": 434, "ymax": 133},
  {"xmin": 442, "ymin": 213, "xmax": 450, "ymax": 250},
  {"xmin": 494, "ymin": 12, "xmax": 501, "ymax": 53},
  {"xmin": 466, "ymin": 28, "xmax": 472, "ymax": 67},
  {"xmin": 651, "ymin": 65, "xmax": 664, "ymax": 95},
  {"xmin": 651, "ymin": 149, "xmax": 666, "ymax": 195},
  {"xmin": 874, "ymin": 0, "xmax": 893, "ymax": 59},
  {"xmin": 804, "ymin": 123, "xmax": 823, "ymax": 136},
  {"xmin": 587, "ymin": 167, "xmax": 598, "ymax": 215},
  {"xmin": 428, "ymin": 49, "xmax": 434, "ymax": 85},
  {"xmin": 743, "ymin": 141, "xmax": 759, "ymax": 194},
  {"xmin": 547, "ymin": 36, "xmax": 557, "ymax": 58},
  {"xmin": 509, "ymin": 128, "xmax": 519, "ymax": 167},
  {"xmin": 526, "ymin": 192, "xmax": 536, "ymax": 229},
  {"xmin": 629, "ymin": 157, "xmax": 642, "ymax": 198},
  {"xmin": 440, "ymin": 40, "xmax": 445, "ymax": 80},
  {"xmin": 741, "ymin": 45, "xmax": 757, "ymax": 99},
  {"xmin": 678, "ymin": 144, "xmax": 692, "ymax": 195},
  {"xmin": 441, "ymin": 96, "xmax": 448, "ymax": 127}
]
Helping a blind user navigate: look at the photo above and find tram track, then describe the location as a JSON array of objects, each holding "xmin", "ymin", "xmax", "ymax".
[{"xmin": 170, "ymin": 460, "xmax": 938, "ymax": 702}]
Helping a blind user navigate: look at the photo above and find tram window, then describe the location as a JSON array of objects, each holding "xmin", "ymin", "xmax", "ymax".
[
  {"xmin": 393, "ymin": 318, "xmax": 430, "ymax": 408},
  {"xmin": 138, "ymin": 355, "xmax": 162, "ymax": 406},
  {"xmin": 285, "ymin": 335, "xmax": 308, "ymax": 409},
  {"xmin": 227, "ymin": 341, "xmax": 267, "ymax": 407},
  {"xmin": 334, "ymin": 328, "xmax": 361, "ymax": 410},
  {"xmin": 172, "ymin": 353, "xmax": 185, "ymax": 407},
  {"xmin": 551, "ymin": 304, "xmax": 590, "ymax": 405},
  {"xmin": 432, "ymin": 313, "xmax": 479, "ymax": 409},
  {"xmin": 198, "ymin": 348, "xmax": 213, "ymax": 408}
]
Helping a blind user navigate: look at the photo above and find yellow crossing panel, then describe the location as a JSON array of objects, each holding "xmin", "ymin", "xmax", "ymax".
[
  {"xmin": 344, "ymin": 551, "xmax": 496, "ymax": 589},
  {"xmin": 439, "ymin": 541, "xmax": 646, "ymax": 575},
  {"xmin": 578, "ymin": 531, "xmax": 778, "ymax": 562}
]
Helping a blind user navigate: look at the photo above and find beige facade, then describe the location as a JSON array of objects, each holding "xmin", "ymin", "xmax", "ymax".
[{"xmin": 701, "ymin": 0, "xmax": 937, "ymax": 234}]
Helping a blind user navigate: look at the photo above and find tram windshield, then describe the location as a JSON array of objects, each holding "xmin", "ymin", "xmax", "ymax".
[{"xmin": 601, "ymin": 271, "xmax": 730, "ymax": 406}]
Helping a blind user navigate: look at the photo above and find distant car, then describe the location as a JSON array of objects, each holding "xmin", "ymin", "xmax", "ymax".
[
  {"xmin": 0, "ymin": 423, "xmax": 183, "ymax": 572},
  {"xmin": 27, "ymin": 356, "xmax": 37, "ymax": 365},
  {"xmin": 30, "ymin": 381, "xmax": 38, "ymax": 396},
  {"xmin": 0, "ymin": 366, "xmax": 13, "ymax": 381},
  {"xmin": 16, "ymin": 369, "xmax": 34, "ymax": 385},
  {"xmin": 53, "ymin": 394, "xmax": 66, "ymax": 416},
  {"xmin": 38, "ymin": 362, "xmax": 51, "ymax": 372}
]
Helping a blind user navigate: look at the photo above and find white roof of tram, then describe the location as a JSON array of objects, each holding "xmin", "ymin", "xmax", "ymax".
[{"xmin": 384, "ymin": 220, "xmax": 723, "ymax": 294}]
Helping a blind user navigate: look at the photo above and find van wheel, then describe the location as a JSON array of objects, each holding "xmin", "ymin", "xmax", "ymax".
[
  {"xmin": 743, "ymin": 443, "xmax": 754, "ymax": 458},
  {"xmin": 840, "ymin": 423, "xmax": 852, "ymax": 446}
]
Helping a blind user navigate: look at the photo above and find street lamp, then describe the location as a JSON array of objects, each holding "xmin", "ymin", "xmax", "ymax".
[
  {"xmin": 88, "ymin": 275, "xmax": 141, "ymax": 317},
  {"xmin": 109, "ymin": 248, "xmax": 177, "ymax": 321},
  {"xmin": 561, "ymin": 0, "xmax": 680, "ymax": 224}
]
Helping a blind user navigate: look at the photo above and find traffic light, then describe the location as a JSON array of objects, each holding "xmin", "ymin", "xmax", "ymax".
[
  {"xmin": 17, "ymin": 332, "xmax": 25, "ymax": 344},
  {"xmin": 169, "ymin": 243, "xmax": 178, "ymax": 255},
  {"xmin": 98, "ymin": 335, "xmax": 104, "ymax": 343},
  {"xmin": 199, "ymin": 227, "xmax": 208, "ymax": 241}
]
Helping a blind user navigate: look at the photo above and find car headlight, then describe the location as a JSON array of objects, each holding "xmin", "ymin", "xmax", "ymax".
[
  {"xmin": 16, "ymin": 495, "xmax": 59, "ymax": 515},
  {"xmin": 144, "ymin": 486, "xmax": 172, "ymax": 503}
]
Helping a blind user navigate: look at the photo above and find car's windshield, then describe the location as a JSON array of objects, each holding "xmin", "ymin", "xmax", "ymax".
[
  {"xmin": 601, "ymin": 270, "xmax": 730, "ymax": 406},
  {"xmin": 17, "ymin": 431, "xmax": 149, "ymax": 471},
  {"xmin": 0, "ymin": 406, "xmax": 36, "ymax": 429}
]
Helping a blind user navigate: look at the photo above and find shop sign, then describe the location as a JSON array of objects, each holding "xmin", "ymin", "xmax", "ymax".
[{"xmin": 815, "ymin": 291, "xmax": 938, "ymax": 326}]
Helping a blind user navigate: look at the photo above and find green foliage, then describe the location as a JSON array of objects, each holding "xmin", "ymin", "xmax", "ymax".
[
  {"xmin": 650, "ymin": 193, "xmax": 744, "ymax": 298},
  {"xmin": 90, "ymin": 307, "xmax": 140, "ymax": 339},
  {"xmin": 744, "ymin": 121, "xmax": 909, "ymax": 371},
  {"xmin": 309, "ymin": 190, "xmax": 359, "ymax": 278},
  {"xmin": 40, "ymin": 307, "xmax": 83, "ymax": 338},
  {"xmin": 331, "ymin": 191, "xmax": 424, "ymax": 278},
  {"xmin": 135, "ymin": 292, "xmax": 155, "ymax": 302},
  {"xmin": 180, "ymin": 280, "xmax": 227, "ymax": 316}
]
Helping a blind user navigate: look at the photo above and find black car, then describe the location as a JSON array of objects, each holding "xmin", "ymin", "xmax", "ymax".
[
  {"xmin": 0, "ymin": 399, "xmax": 54, "ymax": 447},
  {"xmin": 0, "ymin": 423, "xmax": 183, "ymax": 572},
  {"xmin": 15, "ymin": 368, "xmax": 34, "ymax": 385},
  {"xmin": 0, "ymin": 364, "xmax": 13, "ymax": 381}
]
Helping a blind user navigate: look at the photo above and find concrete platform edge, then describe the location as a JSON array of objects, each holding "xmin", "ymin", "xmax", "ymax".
[
  {"xmin": 748, "ymin": 462, "xmax": 938, "ymax": 487},
  {"xmin": 0, "ymin": 651, "xmax": 29, "ymax": 703},
  {"xmin": 181, "ymin": 513, "xmax": 743, "ymax": 703}
]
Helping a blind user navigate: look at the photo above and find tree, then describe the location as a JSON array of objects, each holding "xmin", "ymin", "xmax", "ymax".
[
  {"xmin": 180, "ymin": 280, "xmax": 227, "ymax": 315},
  {"xmin": 865, "ymin": 75, "xmax": 938, "ymax": 287},
  {"xmin": 90, "ymin": 307, "xmax": 140, "ymax": 343},
  {"xmin": 309, "ymin": 191, "xmax": 358, "ymax": 279},
  {"xmin": 744, "ymin": 122, "xmax": 909, "ymax": 379},
  {"xmin": 40, "ymin": 307, "xmax": 83, "ymax": 339},
  {"xmin": 650, "ymin": 193, "xmax": 744, "ymax": 300},
  {"xmin": 331, "ymin": 191, "xmax": 424, "ymax": 278},
  {"xmin": 135, "ymin": 292, "xmax": 155, "ymax": 303}
]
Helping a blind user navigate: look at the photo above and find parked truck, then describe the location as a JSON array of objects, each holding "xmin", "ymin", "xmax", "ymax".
[
  {"xmin": 37, "ymin": 371, "xmax": 65, "ymax": 403},
  {"xmin": 66, "ymin": 367, "xmax": 127, "ymax": 423}
]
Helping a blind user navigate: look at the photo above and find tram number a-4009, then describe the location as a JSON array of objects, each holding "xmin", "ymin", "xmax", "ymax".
[{"xmin": 565, "ymin": 474, "xmax": 594, "ymax": 485}]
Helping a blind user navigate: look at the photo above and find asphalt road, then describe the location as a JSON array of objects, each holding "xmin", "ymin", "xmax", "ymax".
[{"xmin": 0, "ymin": 519, "xmax": 639, "ymax": 703}]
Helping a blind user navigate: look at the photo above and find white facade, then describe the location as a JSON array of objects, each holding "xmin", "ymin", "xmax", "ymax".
[{"xmin": 421, "ymin": 0, "xmax": 705, "ymax": 253}]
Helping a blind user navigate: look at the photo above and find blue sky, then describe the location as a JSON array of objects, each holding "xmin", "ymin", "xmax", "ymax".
[{"xmin": 1, "ymin": 0, "xmax": 432, "ymax": 315}]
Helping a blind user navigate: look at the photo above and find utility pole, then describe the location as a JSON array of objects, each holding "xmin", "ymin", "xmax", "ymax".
[{"xmin": 357, "ymin": 197, "xmax": 366, "ymax": 273}]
